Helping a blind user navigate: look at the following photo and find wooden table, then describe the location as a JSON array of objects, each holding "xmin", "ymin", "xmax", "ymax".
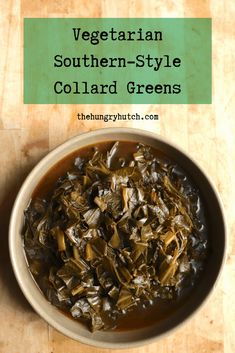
[{"xmin": 0, "ymin": 1, "xmax": 234, "ymax": 352}]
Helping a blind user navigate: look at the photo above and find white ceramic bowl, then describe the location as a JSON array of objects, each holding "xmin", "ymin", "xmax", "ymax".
[{"xmin": 9, "ymin": 128, "xmax": 226, "ymax": 348}]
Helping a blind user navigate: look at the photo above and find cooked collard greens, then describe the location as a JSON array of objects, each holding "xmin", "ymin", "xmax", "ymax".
[{"xmin": 23, "ymin": 142, "xmax": 208, "ymax": 332}]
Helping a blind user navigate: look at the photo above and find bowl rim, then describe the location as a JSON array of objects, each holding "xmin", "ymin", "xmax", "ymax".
[{"xmin": 9, "ymin": 127, "xmax": 227, "ymax": 349}]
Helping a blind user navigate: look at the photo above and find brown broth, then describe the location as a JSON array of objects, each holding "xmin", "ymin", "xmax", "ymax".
[{"xmin": 26, "ymin": 140, "xmax": 208, "ymax": 331}]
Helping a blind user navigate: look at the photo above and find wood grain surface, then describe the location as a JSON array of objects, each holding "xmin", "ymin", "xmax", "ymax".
[{"xmin": 0, "ymin": 1, "xmax": 235, "ymax": 352}]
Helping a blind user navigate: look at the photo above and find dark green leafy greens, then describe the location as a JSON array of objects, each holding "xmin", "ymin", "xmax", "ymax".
[{"xmin": 23, "ymin": 142, "xmax": 208, "ymax": 332}]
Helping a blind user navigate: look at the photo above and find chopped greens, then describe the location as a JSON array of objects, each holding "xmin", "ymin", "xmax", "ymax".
[{"xmin": 23, "ymin": 142, "xmax": 208, "ymax": 332}]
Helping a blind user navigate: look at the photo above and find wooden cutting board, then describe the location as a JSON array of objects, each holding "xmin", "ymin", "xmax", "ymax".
[{"xmin": 0, "ymin": 1, "xmax": 234, "ymax": 352}]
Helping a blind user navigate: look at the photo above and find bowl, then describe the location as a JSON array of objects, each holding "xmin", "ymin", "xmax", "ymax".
[{"xmin": 9, "ymin": 127, "xmax": 226, "ymax": 348}]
